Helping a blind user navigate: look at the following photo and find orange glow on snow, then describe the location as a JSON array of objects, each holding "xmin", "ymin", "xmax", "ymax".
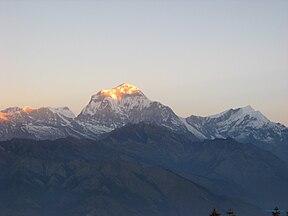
[
  {"xmin": 22, "ymin": 106, "xmax": 34, "ymax": 113},
  {"xmin": 0, "ymin": 106, "xmax": 41, "ymax": 121},
  {"xmin": 0, "ymin": 113, "xmax": 10, "ymax": 122},
  {"xmin": 99, "ymin": 83, "xmax": 140, "ymax": 100}
]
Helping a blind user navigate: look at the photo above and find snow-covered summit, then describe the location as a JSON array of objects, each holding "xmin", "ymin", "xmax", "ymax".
[
  {"xmin": 80, "ymin": 83, "xmax": 151, "ymax": 116},
  {"xmin": 206, "ymin": 105, "xmax": 269, "ymax": 128},
  {"xmin": 0, "ymin": 106, "xmax": 75, "ymax": 119},
  {"xmin": 96, "ymin": 83, "xmax": 144, "ymax": 100},
  {"xmin": 185, "ymin": 105, "xmax": 287, "ymax": 149},
  {"xmin": 0, "ymin": 112, "xmax": 9, "ymax": 122},
  {"xmin": 208, "ymin": 105, "xmax": 254, "ymax": 119},
  {"xmin": 48, "ymin": 107, "xmax": 75, "ymax": 119},
  {"xmin": 77, "ymin": 83, "xmax": 193, "ymax": 138},
  {"xmin": 1, "ymin": 107, "xmax": 22, "ymax": 114},
  {"xmin": 0, "ymin": 105, "xmax": 84, "ymax": 141}
]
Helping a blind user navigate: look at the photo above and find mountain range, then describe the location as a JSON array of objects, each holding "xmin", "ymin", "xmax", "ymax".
[
  {"xmin": 0, "ymin": 83, "xmax": 287, "ymax": 162},
  {"xmin": 0, "ymin": 83, "xmax": 288, "ymax": 215}
]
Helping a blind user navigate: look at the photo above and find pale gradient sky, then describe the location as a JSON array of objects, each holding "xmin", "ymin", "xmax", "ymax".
[{"xmin": 0, "ymin": 0, "xmax": 287, "ymax": 125}]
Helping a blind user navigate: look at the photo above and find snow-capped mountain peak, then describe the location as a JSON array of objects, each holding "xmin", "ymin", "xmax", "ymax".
[
  {"xmin": 48, "ymin": 107, "xmax": 75, "ymax": 119},
  {"xmin": 22, "ymin": 106, "xmax": 34, "ymax": 113},
  {"xmin": 0, "ymin": 107, "xmax": 22, "ymax": 114},
  {"xmin": 0, "ymin": 105, "xmax": 82, "ymax": 141},
  {"xmin": 0, "ymin": 106, "xmax": 75, "ymax": 123},
  {"xmin": 208, "ymin": 105, "xmax": 254, "ymax": 119},
  {"xmin": 185, "ymin": 105, "xmax": 288, "ymax": 151},
  {"xmin": 76, "ymin": 83, "xmax": 195, "ymax": 138},
  {"xmin": 80, "ymin": 83, "xmax": 150, "ymax": 116},
  {"xmin": 0, "ymin": 112, "xmax": 9, "ymax": 122},
  {"xmin": 207, "ymin": 105, "xmax": 269, "ymax": 128},
  {"xmin": 240, "ymin": 105, "xmax": 254, "ymax": 112},
  {"xmin": 95, "ymin": 83, "xmax": 144, "ymax": 100},
  {"xmin": 237, "ymin": 106, "xmax": 269, "ymax": 125}
]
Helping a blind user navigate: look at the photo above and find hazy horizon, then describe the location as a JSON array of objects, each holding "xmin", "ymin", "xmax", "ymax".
[{"xmin": 1, "ymin": 1, "xmax": 287, "ymax": 125}]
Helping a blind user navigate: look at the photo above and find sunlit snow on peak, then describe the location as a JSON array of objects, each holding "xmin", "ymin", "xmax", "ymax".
[
  {"xmin": 23, "ymin": 106, "xmax": 34, "ymax": 113},
  {"xmin": 80, "ymin": 83, "xmax": 151, "ymax": 116},
  {"xmin": 98, "ymin": 83, "xmax": 142, "ymax": 100},
  {"xmin": 22, "ymin": 106, "xmax": 45, "ymax": 113},
  {"xmin": 0, "ymin": 112, "xmax": 10, "ymax": 122}
]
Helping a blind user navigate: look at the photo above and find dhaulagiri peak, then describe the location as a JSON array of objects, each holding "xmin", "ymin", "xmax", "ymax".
[{"xmin": 97, "ymin": 83, "xmax": 143, "ymax": 100}]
